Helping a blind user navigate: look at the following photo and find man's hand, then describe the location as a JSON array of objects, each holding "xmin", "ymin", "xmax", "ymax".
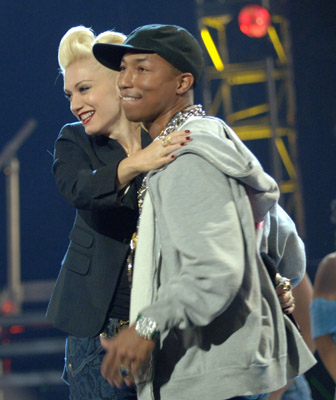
[{"xmin": 100, "ymin": 324, "xmax": 156, "ymax": 388}]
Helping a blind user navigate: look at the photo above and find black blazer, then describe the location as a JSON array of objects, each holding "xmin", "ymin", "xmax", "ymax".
[{"xmin": 46, "ymin": 122, "xmax": 151, "ymax": 337}]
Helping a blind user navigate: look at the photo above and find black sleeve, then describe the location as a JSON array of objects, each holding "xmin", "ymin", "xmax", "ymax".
[{"xmin": 52, "ymin": 124, "xmax": 127, "ymax": 211}]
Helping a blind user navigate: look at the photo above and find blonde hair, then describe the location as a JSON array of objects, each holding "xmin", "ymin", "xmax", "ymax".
[{"xmin": 58, "ymin": 26, "xmax": 126, "ymax": 75}]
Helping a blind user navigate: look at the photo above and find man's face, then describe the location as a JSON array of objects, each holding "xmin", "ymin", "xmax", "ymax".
[{"xmin": 118, "ymin": 53, "xmax": 181, "ymax": 126}]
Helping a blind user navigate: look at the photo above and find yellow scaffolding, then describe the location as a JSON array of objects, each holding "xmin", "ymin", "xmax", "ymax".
[{"xmin": 197, "ymin": 1, "xmax": 305, "ymax": 237}]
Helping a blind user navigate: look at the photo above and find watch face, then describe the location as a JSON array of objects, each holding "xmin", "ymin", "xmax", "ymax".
[{"xmin": 136, "ymin": 315, "xmax": 159, "ymax": 340}]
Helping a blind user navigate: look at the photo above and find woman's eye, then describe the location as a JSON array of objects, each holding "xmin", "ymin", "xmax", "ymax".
[{"xmin": 79, "ymin": 86, "xmax": 90, "ymax": 93}]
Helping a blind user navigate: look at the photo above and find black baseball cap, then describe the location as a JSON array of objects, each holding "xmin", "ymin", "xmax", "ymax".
[{"xmin": 93, "ymin": 24, "xmax": 204, "ymax": 87}]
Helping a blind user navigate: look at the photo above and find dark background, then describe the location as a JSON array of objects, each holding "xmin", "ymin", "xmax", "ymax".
[
  {"xmin": 289, "ymin": 0, "xmax": 336, "ymax": 271},
  {"xmin": 0, "ymin": 0, "xmax": 335, "ymax": 398}
]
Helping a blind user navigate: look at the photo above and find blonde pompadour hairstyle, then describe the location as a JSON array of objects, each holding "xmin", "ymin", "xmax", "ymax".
[{"xmin": 58, "ymin": 26, "xmax": 126, "ymax": 75}]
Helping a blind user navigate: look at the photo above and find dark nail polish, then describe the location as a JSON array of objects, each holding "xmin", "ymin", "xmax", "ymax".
[
  {"xmin": 185, "ymin": 130, "xmax": 190, "ymax": 133},
  {"xmin": 186, "ymin": 136, "xmax": 191, "ymax": 140}
]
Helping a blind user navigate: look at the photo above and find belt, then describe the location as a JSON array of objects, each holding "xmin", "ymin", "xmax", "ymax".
[{"xmin": 100, "ymin": 317, "xmax": 129, "ymax": 338}]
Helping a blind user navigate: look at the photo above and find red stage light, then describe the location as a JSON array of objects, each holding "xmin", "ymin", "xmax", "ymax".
[
  {"xmin": 9, "ymin": 325, "xmax": 25, "ymax": 334},
  {"xmin": 1, "ymin": 299, "xmax": 16, "ymax": 314},
  {"xmin": 238, "ymin": 5, "xmax": 271, "ymax": 38}
]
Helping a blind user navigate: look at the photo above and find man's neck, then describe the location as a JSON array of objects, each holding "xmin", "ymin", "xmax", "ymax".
[{"xmin": 146, "ymin": 100, "xmax": 194, "ymax": 140}]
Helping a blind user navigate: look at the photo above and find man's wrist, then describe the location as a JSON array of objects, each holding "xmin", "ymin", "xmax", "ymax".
[{"xmin": 135, "ymin": 314, "xmax": 159, "ymax": 340}]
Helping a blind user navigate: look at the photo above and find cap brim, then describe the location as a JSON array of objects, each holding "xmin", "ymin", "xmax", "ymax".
[{"xmin": 93, "ymin": 43, "xmax": 153, "ymax": 71}]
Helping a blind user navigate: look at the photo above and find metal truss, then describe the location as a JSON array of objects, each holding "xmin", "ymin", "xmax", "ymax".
[{"xmin": 196, "ymin": 0, "xmax": 305, "ymax": 237}]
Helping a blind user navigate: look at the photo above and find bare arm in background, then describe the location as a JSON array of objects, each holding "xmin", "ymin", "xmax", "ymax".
[{"xmin": 313, "ymin": 253, "xmax": 336, "ymax": 383}]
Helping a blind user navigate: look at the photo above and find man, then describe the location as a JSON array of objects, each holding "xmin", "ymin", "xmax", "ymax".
[{"xmin": 93, "ymin": 24, "xmax": 316, "ymax": 400}]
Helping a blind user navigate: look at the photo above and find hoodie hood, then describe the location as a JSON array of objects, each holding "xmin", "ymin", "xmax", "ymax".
[{"xmin": 174, "ymin": 116, "xmax": 280, "ymax": 223}]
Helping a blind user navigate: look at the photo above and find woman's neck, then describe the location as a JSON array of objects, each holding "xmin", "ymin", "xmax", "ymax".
[{"xmin": 108, "ymin": 117, "xmax": 142, "ymax": 156}]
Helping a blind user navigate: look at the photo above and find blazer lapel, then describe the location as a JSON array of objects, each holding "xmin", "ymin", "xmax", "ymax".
[
  {"xmin": 141, "ymin": 128, "xmax": 152, "ymax": 149},
  {"xmin": 91, "ymin": 135, "xmax": 125, "ymax": 165},
  {"xmin": 92, "ymin": 129, "xmax": 152, "ymax": 167}
]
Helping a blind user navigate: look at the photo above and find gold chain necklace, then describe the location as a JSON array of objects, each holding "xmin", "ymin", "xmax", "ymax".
[{"xmin": 126, "ymin": 104, "xmax": 206, "ymax": 285}]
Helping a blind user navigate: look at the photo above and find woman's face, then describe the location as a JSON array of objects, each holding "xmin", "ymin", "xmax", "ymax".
[{"xmin": 64, "ymin": 58, "xmax": 122, "ymax": 137}]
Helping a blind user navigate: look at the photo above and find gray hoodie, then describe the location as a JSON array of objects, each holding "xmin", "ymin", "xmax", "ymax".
[{"xmin": 131, "ymin": 116, "xmax": 316, "ymax": 400}]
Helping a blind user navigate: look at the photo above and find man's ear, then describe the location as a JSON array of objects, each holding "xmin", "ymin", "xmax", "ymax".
[{"xmin": 176, "ymin": 72, "xmax": 194, "ymax": 94}]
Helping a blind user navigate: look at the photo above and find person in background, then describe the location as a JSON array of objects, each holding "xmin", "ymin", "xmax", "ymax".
[
  {"xmin": 93, "ymin": 24, "xmax": 316, "ymax": 400},
  {"xmin": 46, "ymin": 25, "xmax": 190, "ymax": 400},
  {"xmin": 311, "ymin": 252, "xmax": 336, "ymax": 399}
]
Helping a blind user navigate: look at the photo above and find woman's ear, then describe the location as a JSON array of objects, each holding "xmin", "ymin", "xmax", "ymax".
[{"xmin": 176, "ymin": 72, "xmax": 194, "ymax": 94}]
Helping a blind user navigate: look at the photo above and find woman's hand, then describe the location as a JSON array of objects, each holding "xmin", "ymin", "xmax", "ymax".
[
  {"xmin": 131, "ymin": 129, "xmax": 192, "ymax": 172},
  {"xmin": 117, "ymin": 129, "xmax": 192, "ymax": 189},
  {"xmin": 276, "ymin": 284, "xmax": 295, "ymax": 314}
]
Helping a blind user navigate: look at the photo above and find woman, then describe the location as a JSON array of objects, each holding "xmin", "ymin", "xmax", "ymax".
[
  {"xmin": 46, "ymin": 26, "xmax": 190, "ymax": 400},
  {"xmin": 311, "ymin": 252, "xmax": 336, "ymax": 400}
]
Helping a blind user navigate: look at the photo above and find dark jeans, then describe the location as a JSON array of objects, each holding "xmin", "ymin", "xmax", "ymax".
[{"xmin": 63, "ymin": 318, "xmax": 137, "ymax": 400}]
